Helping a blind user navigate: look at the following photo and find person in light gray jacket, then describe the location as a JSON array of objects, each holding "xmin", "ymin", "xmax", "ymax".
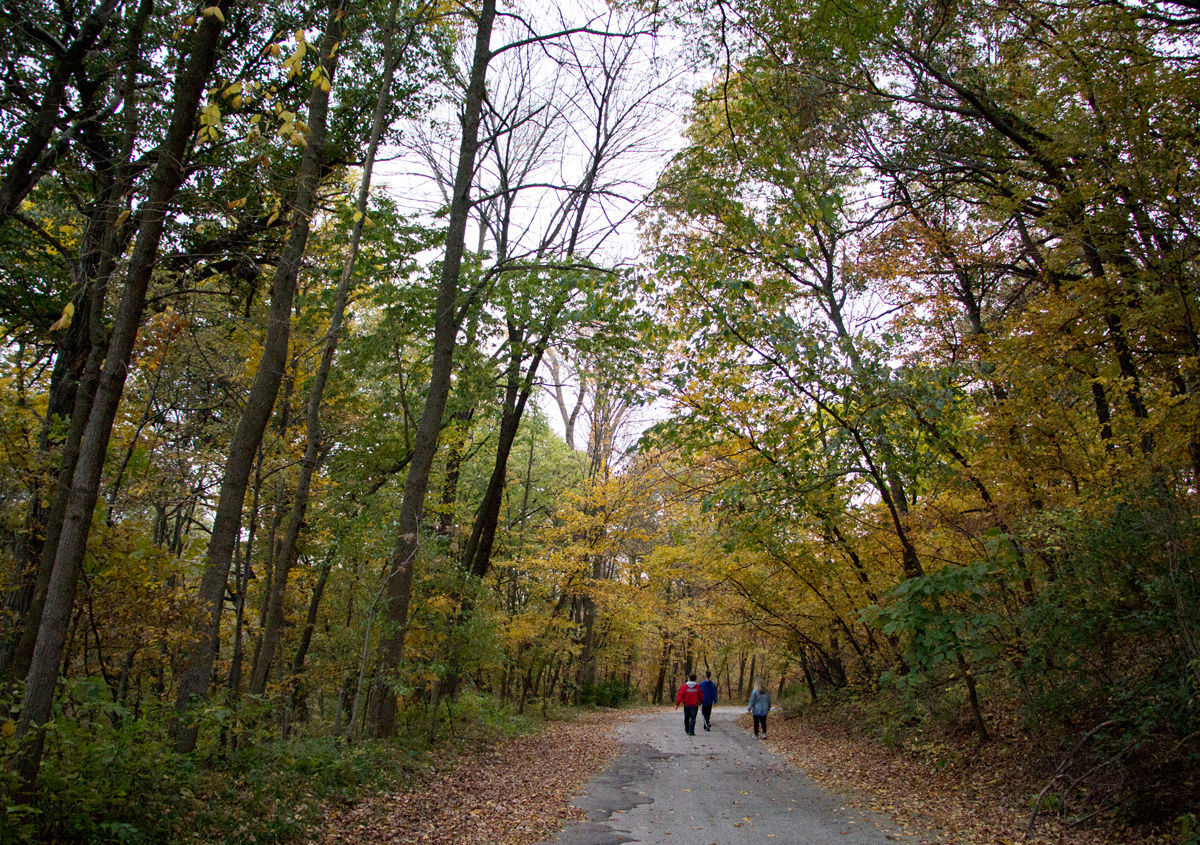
[{"xmin": 748, "ymin": 681, "xmax": 771, "ymax": 739}]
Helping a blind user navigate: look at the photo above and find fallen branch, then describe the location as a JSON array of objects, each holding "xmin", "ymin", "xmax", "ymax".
[{"xmin": 1026, "ymin": 719, "xmax": 1115, "ymax": 838}]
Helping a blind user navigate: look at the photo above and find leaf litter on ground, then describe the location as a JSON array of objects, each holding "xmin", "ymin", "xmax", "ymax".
[
  {"xmin": 314, "ymin": 711, "xmax": 619, "ymax": 845},
  {"xmin": 761, "ymin": 711, "xmax": 1173, "ymax": 845}
]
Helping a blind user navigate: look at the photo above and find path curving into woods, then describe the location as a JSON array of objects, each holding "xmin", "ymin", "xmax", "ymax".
[{"xmin": 540, "ymin": 706, "xmax": 921, "ymax": 845}]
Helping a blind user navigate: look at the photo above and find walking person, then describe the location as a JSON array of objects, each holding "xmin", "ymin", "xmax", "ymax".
[
  {"xmin": 675, "ymin": 673, "xmax": 702, "ymax": 736},
  {"xmin": 748, "ymin": 680, "xmax": 771, "ymax": 739},
  {"xmin": 699, "ymin": 670, "xmax": 718, "ymax": 731}
]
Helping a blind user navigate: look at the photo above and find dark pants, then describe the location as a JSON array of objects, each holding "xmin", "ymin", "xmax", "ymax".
[
  {"xmin": 701, "ymin": 703, "xmax": 713, "ymax": 728},
  {"xmin": 683, "ymin": 705, "xmax": 698, "ymax": 734},
  {"xmin": 753, "ymin": 713, "xmax": 768, "ymax": 736}
]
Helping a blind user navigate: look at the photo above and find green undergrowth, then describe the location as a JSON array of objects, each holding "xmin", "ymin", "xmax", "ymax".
[
  {"xmin": 1, "ymin": 688, "xmax": 551, "ymax": 844},
  {"xmin": 779, "ymin": 684, "xmax": 938, "ymax": 753},
  {"xmin": 578, "ymin": 679, "xmax": 636, "ymax": 708}
]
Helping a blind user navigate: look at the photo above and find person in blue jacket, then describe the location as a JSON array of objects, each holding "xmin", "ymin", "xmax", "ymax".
[
  {"xmin": 699, "ymin": 670, "xmax": 718, "ymax": 731},
  {"xmin": 748, "ymin": 681, "xmax": 771, "ymax": 739}
]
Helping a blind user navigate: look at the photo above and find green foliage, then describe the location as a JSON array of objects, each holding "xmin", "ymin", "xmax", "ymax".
[
  {"xmin": 0, "ymin": 678, "xmax": 169, "ymax": 843},
  {"xmin": 1017, "ymin": 488, "xmax": 1200, "ymax": 732},
  {"xmin": 0, "ymin": 677, "xmax": 552, "ymax": 844},
  {"xmin": 6, "ymin": 0, "xmax": 1200, "ymax": 836},
  {"xmin": 432, "ymin": 689, "xmax": 538, "ymax": 740},
  {"xmin": 1176, "ymin": 813, "xmax": 1200, "ymax": 845},
  {"xmin": 637, "ymin": 0, "xmax": 1200, "ymax": 830},
  {"xmin": 869, "ymin": 558, "xmax": 1004, "ymax": 676},
  {"xmin": 579, "ymin": 679, "xmax": 635, "ymax": 708},
  {"xmin": 167, "ymin": 735, "xmax": 422, "ymax": 845}
]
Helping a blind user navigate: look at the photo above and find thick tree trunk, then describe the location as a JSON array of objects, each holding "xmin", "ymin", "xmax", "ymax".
[
  {"xmin": 172, "ymin": 3, "xmax": 345, "ymax": 753},
  {"xmin": 653, "ymin": 640, "xmax": 670, "ymax": 704},
  {"xmin": 3, "ymin": 0, "xmax": 152, "ymax": 674},
  {"xmin": 6, "ymin": 338, "xmax": 103, "ymax": 681},
  {"xmin": 518, "ymin": 666, "xmax": 532, "ymax": 714},
  {"xmin": 575, "ymin": 592, "xmax": 597, "ymax": 703},
  {"xmin": 13, "ymin": 3, "xmax": 231, "ymax": 785},
  {"xmin": 366, "ymin": 0, "xmax": 496, "ymax": 739}
]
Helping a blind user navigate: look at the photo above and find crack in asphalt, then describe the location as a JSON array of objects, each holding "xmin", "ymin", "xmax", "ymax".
[{"xmin": 539, "ymin": 708, "xmax": 922, "ymax": 845}]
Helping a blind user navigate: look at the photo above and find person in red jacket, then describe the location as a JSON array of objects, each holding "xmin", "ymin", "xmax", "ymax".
[{"xmin": 674, "ymin": 673, "xmax": 703, "ymax": 736}]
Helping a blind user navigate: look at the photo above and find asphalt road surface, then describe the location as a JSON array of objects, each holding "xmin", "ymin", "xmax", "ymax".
[{"xmin": 540, "ymin": 706, "xmax": 921, "ymax": 845}]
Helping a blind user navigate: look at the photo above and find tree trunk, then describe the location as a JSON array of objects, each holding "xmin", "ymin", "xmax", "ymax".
[
  {"xmin": 956, "ymin": 648, "xmax": 990, "ymax": 742},
  {"xmin": 6, "ymin": 335, "xmax": 104, "ymax": 682},
  {"xmin": 653, "ymin": 640, "xmax": 670, "ymax": 705},
  {"xmin": 13, "ymin": 2, "xmax": 231, "ymax": 786},
  {"xmin": 462, "ymin": 315, "xmax": 556, "ymax": 579},
  {"xmin": 289, "ymin": 556, "xmax": 332, "ymax": 724},
  {"xmin": 799, "ymin": 648, "xmax": 818, "ymax": 702},
  {"xmin": 366, "ymin": 0, "xmax": 496, "ymax": 739},
  {"xmin": 251, "ymin": 0, "xmax": 411, "ymax": 695},
  {"xmin": 172, "ymin": 2, "xmax": 345, "ymax": 753},
  {"xmin": 436, "ymin": 408, "xmax": 472, "ymax": 538},
  {"xmin": 575, "ymin": 591, "xmax": 597, "ymax": 704},
  {"xmin": 228, "ymin": 450, "xmax": 263, "ymax": 694},
  {"xmin": 2, "ymin": 0, "xmax": 152, "ymax": 673}
]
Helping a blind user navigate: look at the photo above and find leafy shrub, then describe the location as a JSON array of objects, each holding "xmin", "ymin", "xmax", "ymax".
[
  {"xmin": 0, "ymin": 679, "xmax": 547, "ymax": 844},
  {"xmin": 579, "ymin": 679, "xmax": 634, "ymax": 707}
]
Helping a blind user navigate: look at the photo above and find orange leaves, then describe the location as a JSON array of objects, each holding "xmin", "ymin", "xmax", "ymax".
[{"xmin": 47, "ymin": 301, "xmax": 75, "ymax": 332}]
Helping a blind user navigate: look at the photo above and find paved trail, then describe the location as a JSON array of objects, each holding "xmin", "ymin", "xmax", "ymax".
[{"xmin": 541, "ymin": 706, "xmax": 919, "ymax": 845}]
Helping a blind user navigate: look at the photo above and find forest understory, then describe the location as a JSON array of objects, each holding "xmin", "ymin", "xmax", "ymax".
[{"xmin": 311, "ymin": 702, "xmax": 1189, "ymax": 845}]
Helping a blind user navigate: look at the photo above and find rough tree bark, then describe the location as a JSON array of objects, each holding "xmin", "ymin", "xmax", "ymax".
[{"xmin": 3, "ymin": 0, "xmax": 153, "ymax": 680}]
